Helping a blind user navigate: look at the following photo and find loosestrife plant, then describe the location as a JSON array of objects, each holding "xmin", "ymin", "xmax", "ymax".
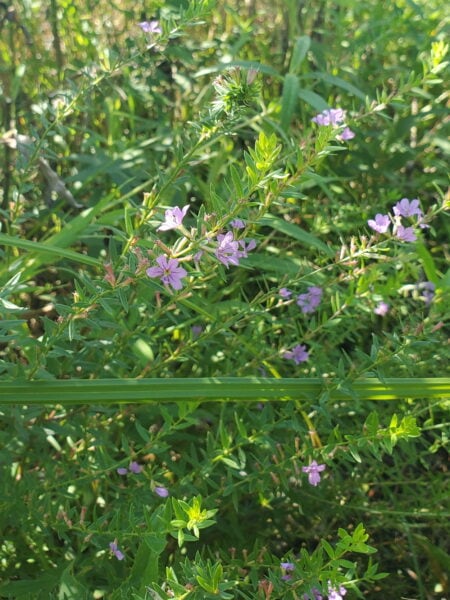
[{"xmin": 0, "ymin": 1, "xmax": 448, "ymax": 599}]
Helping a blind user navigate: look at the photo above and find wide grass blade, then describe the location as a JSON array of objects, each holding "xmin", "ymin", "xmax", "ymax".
[{"xmin": 0, "ymin": 378, "xmax": 448, "ymax": 405}]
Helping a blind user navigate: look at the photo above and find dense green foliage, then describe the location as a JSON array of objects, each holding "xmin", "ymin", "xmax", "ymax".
[{"xmin": 0, "ymin": 0, "xmax": 449, "ymax": 598}]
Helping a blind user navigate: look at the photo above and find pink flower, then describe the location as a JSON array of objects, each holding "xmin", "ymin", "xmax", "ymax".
[
  {"xmin": 374, "ymin": 301, "xmax": 389, "ymax": 316},
  {"xmin": 395, "ymin": 225, "xmax": 417, "ymax": 242},
  {"xmin": 302, "ymin": 460, "xmax": 326, "ymax": 486},
  {"xmin": 312, "ymin": 108, "xmax": 346, "ymax": 126},
  {"xmin": 393, "ymin": 198, "xmax": 422, "ymax": 218},
  {"xmin": 138, "ymin": 20, "xmax": 162, "ymax": 34},
  {"xmin": 368, "ymin": 214, "xmax": 390, "ymax": 234},
  {"xmin": 215, "ymin": 232, "xmax": 241, "ymax": 267},
  {"xmin": 146, "ymin": 255, "xmax": 187, "ymax": 290},
  {"xmin": 158, "ymin": 205, "xmax": 189, "ymax": 231}
]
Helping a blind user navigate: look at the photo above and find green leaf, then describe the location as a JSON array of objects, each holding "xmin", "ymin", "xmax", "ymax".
[
  {"xmin": 0, "ymin": 233, "xmax": 101, "ymax": 269},
  {"xmin": 297, "ymin": 88, "xmax": 329, "ymax": 112},
  {"xmin": 416, "ymin": 242, "xmax": 439, "ymax": 284},
  {"xmin": 260, "ymin": 213, "xmax": 334, "ymax": 256},
  {"xmin": 289, "ymin": 36, "xmax": 311, "ymax": 73},
  {"xmin": 280, "ymin": 73, "xmax": 300, "ymax": 132}
]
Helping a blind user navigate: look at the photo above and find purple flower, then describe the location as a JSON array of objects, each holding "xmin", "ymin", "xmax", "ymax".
[
  {"xmin": 281, "ymin": 562, "xmax": 295, "ymax": 581},
  {"xmin": 215, "ymin": 232, "xmax": 241, "ymax": 267},
  {"xmin": 395, "ymin": 225, "xmax": 417, "ymax": 242},
  {"xmin": 393, "ymin": 198, "xmax": 422, "ymax": 218},
  {"xmin": 374, "ymin": 301, "xmax": 389, "ymax": 316},
  {"xmin": 128, "ymin": 461, "xmax": 142, "ymax": 474},
  {"xmin": 238, "ymin": 238, "xmax": 257, "ymax": 259},
  {"xmin": 109, "ymin": 541, "xmax": 125, "ymax": 561},
  {"xmin": 138, "ymin": 20, "xmax": 162, "ymax": 34},
  {"xmin": 154, "ymin": 486, "xmax": 169, "ymax": 498},
  {"xmin": 296, "ymin": 286, "xmax": 323, "ymax": 314},
  {"xmin": 312, "ymin": 108, "xmax": 346, "ymax": 127},
  {"xmin": 283, "ymin": 344, "xmax": 309, "ymax": 364},
  {"xmin": 279, "ymin": 287, "xmax": 292, "ymax": 298},
  {"xmin": 368, "ymin": 213, "xmax": 390, "ymax": 234},
  {"xmin": 158, "ymin": 205, "xmax": 189, "ymax": 231},
  {"xmin": 338, "ymin": 126, "xmax": 355, "ymax": 141},
  {"xmin": 302, "ymin": 460, "xmax": 326, "ymax": 486},
  {"xmin": 146, "ymin": 255, "xmax": 187, "ymax": 290},
  {"xmin": 327, "ymin": 583, "xmax": 347, "ymax": 600},
  {"xmin": 191, "ymin": 325, "xmax": 203, "ymax": 337},
  {"xmin": 230, "ymin": 218, "xmax": 245, "ymax": 229}
]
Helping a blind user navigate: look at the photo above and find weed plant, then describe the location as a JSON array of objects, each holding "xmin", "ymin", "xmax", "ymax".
[{"xmin": 0, "ymin": 0, "xmax": 449, "ymax": 598}]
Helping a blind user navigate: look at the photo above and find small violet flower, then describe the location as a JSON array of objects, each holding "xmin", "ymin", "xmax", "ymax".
[
  {"xmin": 393, "ymin": 198, "xmax": 423, "ymax": 219},
  {"xmin": 327, "ymin": 583, "xmax": 347, "ymax": 600},
  {"xmin": 374, "ymin": 301, "xmax": 389, "ymax": 316},
  {"xmin": 128, "ymin": 461, "xmax": 142, "ymax": 474},
  {"xmin": 279, "ymin": 287, "xmax": 292, "ymax": 298},
  {"xmin": 302, "ymin": 460, "xmax": 326, "ymax": 487},
  {"xmin": 146, "ymin": 255, "xmax": 187, "ymax": 291},
  {"xmin": 154, "ymin": 486, "xmax": 170, "ymax": 498},
  {"xmin": 280, "ymin": 562, "xmax": 295, "ymax": 581},
  {"xmin": 191, "ymin": 325, "xmax": 203, "ymax": 338},
  {"xmin": 296, "ymin": 286, "xmax": 323, "ymax": 314},
  {"xmin": 395, "ymin": 225, "xmax": 417, "ymax": 242},
  {"xmin": 368, "ymin": 213, "xmax": 390, "ymax": 234},
  {"xmin": 138, "ymin": 20, "xmax": 162, "ymax": 34},
  {"xmin": 283, "ymin": 344, "xmax": 309, "ymax": 364},
  {"xmin": 109, "ymin": 540, "xmax": 125, "ymax": 561},
  {"xmin": 157, "ymin": 205, "xmax": 189, "ymax": 231},
  {"xmin": 215, "ymin": 232, "xmax": 241, "ymax": 267}
]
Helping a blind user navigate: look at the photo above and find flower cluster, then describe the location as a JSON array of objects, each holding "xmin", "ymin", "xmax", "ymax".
[
  {"xmin": 117, "ymin": 461, "xmax": 142, "ymax": 475},
  {"xmin": 279, "ymin": 286, "xmax": 323, "ymax": 364},
  {"xmin": 368, "ymin": 198, "xmax": 427, "ymax": 242},
  {"xmin": 296, "ymin": 286, "xmax": 323, "ymax": 314},
  {"xmin": 145, "ymin": 206, "xmax": 256, "ymax": 291},
  {"xmin": 302, "ymin": 582, "xmax": 346, "ymax": 600},
  {"xmin": 280, "ymin": 285, "xmax": 323, "ymax": 314},
  {"xmin": 311, "ymin": 108, "xmax": 355, "ymax": 141}
]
